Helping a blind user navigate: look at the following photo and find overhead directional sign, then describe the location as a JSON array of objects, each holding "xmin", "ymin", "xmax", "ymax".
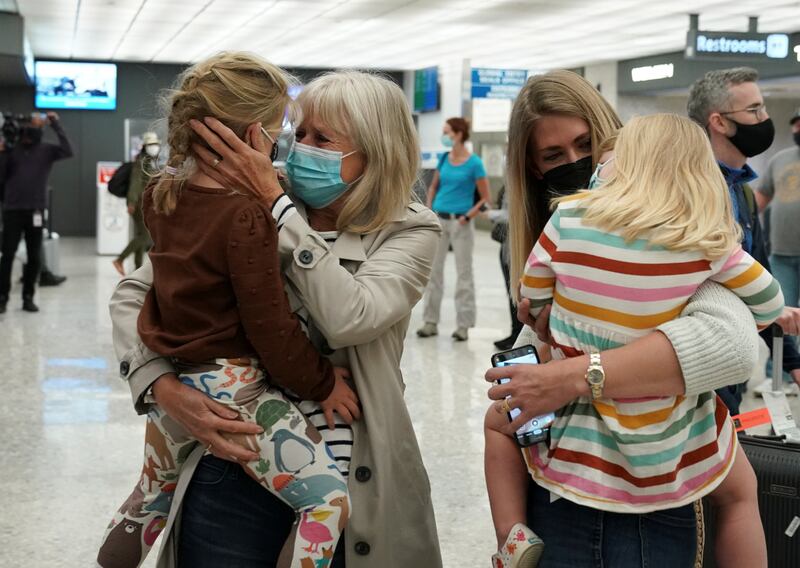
[
  {"xmin": 471, "ymin": 68, "xmax": 527, "ymax": 99},
  {"xmin": 686, "ymin": 30, "xmax": 790, "ymax": 61}
]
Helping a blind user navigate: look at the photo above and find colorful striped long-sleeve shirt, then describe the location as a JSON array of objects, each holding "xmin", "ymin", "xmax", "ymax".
[{"xmin": 519, "ymin": 196, "xmax": 784, "ymax": 513}]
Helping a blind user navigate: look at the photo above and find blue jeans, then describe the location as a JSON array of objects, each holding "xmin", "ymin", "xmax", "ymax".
[
  {"xmin": 715, "ymin": 383, "xmax": 743, "ymax": 416},
  {"xmin": 178, "ymin": 456, "xmax": 346, "ymax": 568},
  {"xmin": 527, "ymin": 480, "xmax": 698, "ymax": 567},
  {"xmin": 770, "ymin": 254, "xmax": 800, "ymax": 308}
]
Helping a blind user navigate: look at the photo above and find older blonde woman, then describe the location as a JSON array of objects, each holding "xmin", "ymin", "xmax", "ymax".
[{"xmin": 110, "ymin": 70, "xmax": 442, "ymax": 568}]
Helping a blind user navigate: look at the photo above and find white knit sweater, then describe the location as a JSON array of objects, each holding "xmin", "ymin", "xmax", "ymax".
[{"xmin": 515, "ymin": 281, "xmax": 760, "ymax": 395}]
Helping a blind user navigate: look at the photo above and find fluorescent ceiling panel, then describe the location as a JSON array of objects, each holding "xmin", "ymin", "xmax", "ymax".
[{"xmin": 11, "ymin": 0, "xmax": 800, "ymax": 70}]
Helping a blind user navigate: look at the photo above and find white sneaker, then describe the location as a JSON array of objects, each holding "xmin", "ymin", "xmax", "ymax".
[
  {"xmin": 416, "ymin": 322, "xmax": 438, "ymax": 337},
  {"xmin": 452, "ymin": 327, "xmax": 469, "ymax": 341},
  {"xmin": 490, "ymin": 523, "xmax": 544, "ymax": 568},
  {"xmin": 754, "ymin": 378, "xmax": 800, "ymax": 397}
]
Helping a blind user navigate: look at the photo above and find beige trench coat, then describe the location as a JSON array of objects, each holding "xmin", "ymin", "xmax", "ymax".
[{"xmin": 109, "ymin": 201, "xmax": 444, "ymax": 568}]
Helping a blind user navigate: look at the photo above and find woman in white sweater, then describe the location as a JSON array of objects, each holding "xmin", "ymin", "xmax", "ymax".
[{"xmin": 484, "ymin": 70, "xmax": 761, "ymax": 568}]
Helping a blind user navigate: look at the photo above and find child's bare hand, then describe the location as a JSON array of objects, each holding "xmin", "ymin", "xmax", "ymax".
[
  {"xmin": 321, "ymin": 367, "xmax": 360, "ymax": 429},
  {"xmin": 516, "ymin": 299, "xmax": 553, "ymax": 344}
]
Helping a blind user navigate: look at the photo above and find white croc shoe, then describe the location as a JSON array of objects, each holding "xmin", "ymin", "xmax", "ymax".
[{"xmin": 490, "ymin": 523, "xmax": 544, "ymax": 568}]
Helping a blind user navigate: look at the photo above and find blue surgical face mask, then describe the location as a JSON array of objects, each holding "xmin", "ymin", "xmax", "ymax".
[
  {"xmin": 588, "ymin": 157, "xmax": 614, "ymax": 190},
  {"xmin": 285, "ymin": 142, "xmax": 357, "ymax": 208},
  {"xmin": 441, "ymin": 134, "xmax": 454, "ymax": 148}
]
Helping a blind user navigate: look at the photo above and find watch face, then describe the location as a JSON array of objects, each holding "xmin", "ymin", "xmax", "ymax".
[{"xmin": 587, "ymin": 368, "xmax": 604, "ymax": 384}]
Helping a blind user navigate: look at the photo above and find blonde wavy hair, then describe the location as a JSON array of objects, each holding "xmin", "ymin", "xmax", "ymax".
[
  {"xmin": 576, "ymin": 114, "xmax": 740, "ymax": 259},
  {"xmin": 507, "ymin": 70, "xmax": 622, "ymax": 300},
  {"xmin": 151, "ymin": 51, "xmax": 292, "ymax": 214},
  {"xmin": 295, "ymin": 71, "xmax": 419, "ymax": 234}
]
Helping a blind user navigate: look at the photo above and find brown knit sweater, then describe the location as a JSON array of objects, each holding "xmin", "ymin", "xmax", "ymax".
[{"xmin": 138, "ymin": 184, "xmax": 334, "ymax": 401}]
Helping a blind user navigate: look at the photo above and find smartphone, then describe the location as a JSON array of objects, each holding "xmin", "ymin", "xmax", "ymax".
[{"xmin": 491, "ymin": 344, "xmax": 555, "ymax": 446}]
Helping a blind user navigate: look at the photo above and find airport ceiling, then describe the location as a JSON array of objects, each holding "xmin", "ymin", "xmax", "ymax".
[{"xmin": 5, "ymin": 0, "xmax": 800, "ymax": 70}]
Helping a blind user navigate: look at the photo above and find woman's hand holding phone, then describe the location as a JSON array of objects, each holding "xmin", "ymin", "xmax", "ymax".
[{"xmin": 486, "ymin": 356, "xmax": 587, "ymax": 437}]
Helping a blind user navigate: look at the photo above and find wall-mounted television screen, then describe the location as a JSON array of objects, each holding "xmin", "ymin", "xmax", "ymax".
[
  {"xmin": 414, "ymin": 66, "xmax": 439, "ymax": 113},
  {"xmin": 35, "ymin": 61, "xmax": 118, "ymax": 111}
]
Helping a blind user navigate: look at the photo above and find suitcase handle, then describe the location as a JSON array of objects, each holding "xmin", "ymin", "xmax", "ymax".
[{"xmin": 771, "ymin": 323, "xmax": 784, "ymax": 392}]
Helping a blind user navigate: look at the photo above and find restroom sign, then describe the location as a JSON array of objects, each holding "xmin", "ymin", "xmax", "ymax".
[{"xmin": 686, "ymin": 30, "xmax": 790, "ymax": 61}]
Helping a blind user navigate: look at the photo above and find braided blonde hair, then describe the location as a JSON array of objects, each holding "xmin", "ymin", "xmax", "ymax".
[{"xmin": 151, "ymin": 51, "xmax": 292, "ymax": 214}]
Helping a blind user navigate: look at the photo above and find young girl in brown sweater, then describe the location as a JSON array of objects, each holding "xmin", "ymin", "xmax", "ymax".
[{"xmin": 97, "ymin": 52, "xmax": 354, "ymax": 568}]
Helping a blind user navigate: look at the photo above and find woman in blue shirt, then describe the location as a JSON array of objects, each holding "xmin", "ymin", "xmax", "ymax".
[{"xmin": 418, "ymin": 117, "xmax": 490, "ymax": 341}]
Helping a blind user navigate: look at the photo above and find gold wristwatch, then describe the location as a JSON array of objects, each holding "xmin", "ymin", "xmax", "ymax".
[{"xmin": 585, "ymin": 352, "xmax": 605, "ymax": 399}]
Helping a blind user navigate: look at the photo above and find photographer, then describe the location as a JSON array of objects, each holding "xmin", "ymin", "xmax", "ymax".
[{"xmin": 0, "ymin": 111, "xmax": 73, "ymax": 313}]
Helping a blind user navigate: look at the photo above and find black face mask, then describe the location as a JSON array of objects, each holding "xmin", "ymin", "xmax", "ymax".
[
  {"xmin": 793, "ymin": 131, "xmax": 800, "ymax": 148},
  {"xmin": 726, "ymin": 117, "xmax": 774, "ymax": 158},
  {"xmin": 21, "ymin": 126, "xmax": 43, "ymax": 146},
  {"xmin": 541, "ymin": 156, "xmax": 593, "ymax": 197}
]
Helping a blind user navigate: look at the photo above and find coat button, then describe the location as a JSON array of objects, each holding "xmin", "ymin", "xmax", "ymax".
[
  {"xmin": 298, "ymin": 250, "xmax": 313, "ymax": 265},
  {"xmin": 354, "ymin": 541, "xmax": 370, "ymax": 556},
  {"xmin": 119, "ymin": 361, "xmax": 130, "ymax": 376},
  {"xmin": 355, "ymin": 466, "xmax": 372, "ymax": 482},
  {"xmin": 231, "ymin": 241, "xmax": 238, "ymax": 248}
]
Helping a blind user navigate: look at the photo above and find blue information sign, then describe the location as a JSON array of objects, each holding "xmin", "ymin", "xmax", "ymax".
[{"xmin": 471, "ymin": 68, "xmax": 527, "ymax": 99}]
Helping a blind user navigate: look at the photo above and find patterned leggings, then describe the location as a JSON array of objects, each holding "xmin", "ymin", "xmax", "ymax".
[{"xmin": 97, "ymin": 358, "xmax": 350, "ymax": 568}]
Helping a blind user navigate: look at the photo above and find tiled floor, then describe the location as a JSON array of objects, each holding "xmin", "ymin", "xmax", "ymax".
[{"xmin": 0, "ymin": 233, "xmax": 796, "ymax": 568}]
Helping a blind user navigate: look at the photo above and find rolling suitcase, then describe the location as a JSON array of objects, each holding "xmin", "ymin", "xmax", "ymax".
[
  {"xmin": 703, "ymin": 325, "xmax": 800, "ymax": 568},
  {"xmin": 41, "ymin": 231, "xmax": 61, "ymax": 275}
]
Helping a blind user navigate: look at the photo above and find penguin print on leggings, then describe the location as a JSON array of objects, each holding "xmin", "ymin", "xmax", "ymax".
[{"xmin": 273, "ymin": 429, "xmax": 317, "ymax": 473}]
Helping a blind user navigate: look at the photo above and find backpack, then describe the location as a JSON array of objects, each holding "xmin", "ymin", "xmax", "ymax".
[
  {"xmin": 742, "ymin": 182, "xmax": 757, "ymax": 219},
  {"xmin": 107, "ymin": 161, "xmax": 133, "ymax": 198},
  {"xmin": 436, "ymin": 152, "xmax": 481, "ymax": 204}
]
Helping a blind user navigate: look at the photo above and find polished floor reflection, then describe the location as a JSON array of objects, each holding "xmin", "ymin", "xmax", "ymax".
[{"xmin": 0, "ymin": 234, "xmax": 794, "ymax": 568}]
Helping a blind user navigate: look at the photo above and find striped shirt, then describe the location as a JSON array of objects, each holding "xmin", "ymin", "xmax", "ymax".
[
  {"xmin": 270, "ymin": 195, "xmax": 354, "ymax": 476},
  {"xmin": 520, "ymin": 196, "xmax": 784, "ymax": 512}
]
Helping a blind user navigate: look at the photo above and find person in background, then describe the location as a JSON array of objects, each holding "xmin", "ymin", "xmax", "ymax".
[
  {"xmin": 112, "ymin": 131, "xmax": 160, "ymax": 276},
  {"xmin": 418, "ymin": 117, "xmax": 491, "ymax": 341},
  {"xmin": 756, "ymin": 107, "xmax": 800, "ymax": 390},
  {"xmin": 756, "ymin": 109, "xmax": 800, "ymax": 309},
  {"xmin": 0, "ymin": 111, "xmax": 73, "ymax": 314},
  {"xmin": 483, "ymin": 186, "xmax": 522, "ymax": 351},
  {"xmin": 688, "ymin": 67, "xmax": 800, "ymax": 404}
]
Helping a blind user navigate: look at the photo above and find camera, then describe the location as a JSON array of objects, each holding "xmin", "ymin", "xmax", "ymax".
[{"xmin": 1, "ymin": 113, "xmax": 26, "ymax": 150}]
